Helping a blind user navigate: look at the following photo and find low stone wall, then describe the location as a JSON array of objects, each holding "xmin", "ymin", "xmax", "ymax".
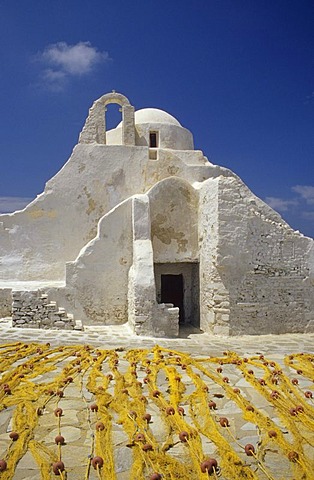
[
  {"xmin": 155, "ymin": 303, "xmax": 179, "ymax": 337},
  {"xmin": 12, "ymin": 291, "xmax": 79, "ymax": 330}
]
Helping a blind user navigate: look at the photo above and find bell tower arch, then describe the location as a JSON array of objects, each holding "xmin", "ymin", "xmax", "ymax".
[{"xmin": 79, "ymin": 91, "xmax": 135, "ymax": 145}]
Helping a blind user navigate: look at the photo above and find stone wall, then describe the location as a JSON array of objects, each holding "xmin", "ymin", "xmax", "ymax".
[
  {"xmin": 198, "ymin": 178, "xmax": 231, "ymax": 335},
  {"xmin": 214, "ymin": 176, "xmax": 314, "ymax": 335},
  {"xmin": 12, "ymin": 291, "xmax": 79, "ymax": 329}
]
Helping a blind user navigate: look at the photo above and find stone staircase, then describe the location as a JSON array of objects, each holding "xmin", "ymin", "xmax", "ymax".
[{"xmin": 12, "ymin": 291, "xmax": 82, "ymax": 330}]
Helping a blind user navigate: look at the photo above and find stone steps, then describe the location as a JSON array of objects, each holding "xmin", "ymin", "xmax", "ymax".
[{"xmin": 12, "ymin": 291, "xmax": 82, "ymax": 330}]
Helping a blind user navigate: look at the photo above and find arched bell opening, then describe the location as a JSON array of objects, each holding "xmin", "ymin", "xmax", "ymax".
[
  {"xmin": 79, "ymin": 91, "xmax": 135, "ymax": 145},
  {"xmin": 105, "ymin": 103, "xmax": 123, "ymax": 131}
]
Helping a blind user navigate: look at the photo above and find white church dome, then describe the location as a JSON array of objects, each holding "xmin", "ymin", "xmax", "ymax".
[
  {"xmin": 134, "ymin": 108, "xmax": 182, "ymax": 127},
  {"xmin": 107, "ymin": 100, "xmax": 193, "ymax": 150},
  {"xmin": 117, "ymin": 108, "xmax": 182, "ymax": 128}
]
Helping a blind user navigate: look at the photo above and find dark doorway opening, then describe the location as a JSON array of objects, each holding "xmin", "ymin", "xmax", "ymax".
[
  {"xmin": 155, "ymin": 263, "xmax": 200, "ymax": 329},
  {"xmin": 161, "ymin": 274, "xmax": 184, "ymax": 324}
]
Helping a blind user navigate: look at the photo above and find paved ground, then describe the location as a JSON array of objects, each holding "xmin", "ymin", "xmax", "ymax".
[
  {"xmin": 1, "ymin": 317, "xmax": 313, "ymax": 355},
  {"xmin": 0, "ymin": 318, "xmax": 313, "ymax": 480}
]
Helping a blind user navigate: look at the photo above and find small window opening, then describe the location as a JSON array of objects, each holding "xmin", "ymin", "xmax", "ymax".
[{"xmin": 149, "ymin": 131, "xmax": 158, "ymax": 148}]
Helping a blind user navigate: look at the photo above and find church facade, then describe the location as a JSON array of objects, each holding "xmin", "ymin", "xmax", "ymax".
[{"xmin": 0, "ymin": 92, "xmax": 313, "ymax": 336}]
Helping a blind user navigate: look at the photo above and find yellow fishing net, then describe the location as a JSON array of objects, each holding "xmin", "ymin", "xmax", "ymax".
[{"xmin": 0, "ymin": 342, "xmax": 313, "ymax": 479}]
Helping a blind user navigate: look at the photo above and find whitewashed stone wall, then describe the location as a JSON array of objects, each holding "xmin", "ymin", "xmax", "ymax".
[
  {"xmin": 127, "ymin": 194, "xmax": 180, "ymax": 337},
  {"xmin": 198, "ymin": 178, "xmax": 230, "ymax": 335},
  {"xmin": 0, "ymin": 145, "xmax": 220, "ymax": 282},
  {"xmin": 149, "ymin": 177, "xmax": 199, "ymax": 263},
  {"xmin": 204, "ymin": 176, "xmax": 314, "ymax": 335},
  {"xmin": 63, "ymin": 198, "xmax": 133, "ymax": 325}
]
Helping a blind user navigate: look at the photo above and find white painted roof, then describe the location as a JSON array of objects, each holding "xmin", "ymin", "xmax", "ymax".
[
  {"xmin": 134, "ymin": 108, "xmax": 182, "ymax": 126},
  {"xmin": 117, "ymin": 108, "xmax": 182, "ymax": 128}
]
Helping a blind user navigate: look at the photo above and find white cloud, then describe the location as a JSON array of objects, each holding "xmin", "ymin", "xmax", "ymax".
[
  {"xmin": 0, "ymin": 197, "xmax": 33, "ymax": 213},
  {"xmin": 264, "ymin": 196, "xmax": 298, "ymax": 212},
  {"xmin": 302, "ymin": 211, "xmax": 314, "ymax": 220},
  {"xmin": 265, "ymin": 185, "xmax": 314, "ymax": 213},
  {"xmin": 42, "ymin": 41, "xmax": 109, "ymax": 75},
  {"xmin": 37, "ymin": 41, "xmax": 110, "ymax": 90},
  {"xmin": 292, "ymin": 185, "xmax": 314, "ymax": 205}
]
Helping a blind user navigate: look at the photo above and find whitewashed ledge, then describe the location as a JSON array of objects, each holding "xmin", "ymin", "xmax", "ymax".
[{"xmin": 0, "ymin": 281, "xmax": 65, "ymax": 291}]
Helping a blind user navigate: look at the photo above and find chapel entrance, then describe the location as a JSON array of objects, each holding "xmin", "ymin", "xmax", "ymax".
[
  {"xmin": 154, "ymin": 263, "xmax": 200, "ymax": 328},
  {"xmin": 161, "ymin": 274, "xmax": 184, "ymax": 324}
]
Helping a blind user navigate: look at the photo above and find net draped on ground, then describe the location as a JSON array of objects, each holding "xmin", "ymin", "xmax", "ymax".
[{"xmin": 0, "ymin": 342, "xmax": 313, "ymax": 479}]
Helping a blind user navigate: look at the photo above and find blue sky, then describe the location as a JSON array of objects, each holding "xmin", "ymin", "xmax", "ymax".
[{"xmin": 0, "ymin": 0, "xmax": 313, "ymax": 237}]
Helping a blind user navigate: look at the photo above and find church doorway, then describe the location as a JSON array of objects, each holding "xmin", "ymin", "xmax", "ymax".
[
  {"xmin": 161, "ymin": 274, "xmax": 184, "ymax": 324},
  {"xmin": 154, "ymin": 263, "xmax": 200, "ymax": 328}
]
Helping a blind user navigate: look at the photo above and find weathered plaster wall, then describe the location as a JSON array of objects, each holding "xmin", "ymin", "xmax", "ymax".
[
  {"xmin": 60, "ymin": 198, "xmax": 133, "ymax": 325},
  {"xmin": 128, "ymin": 194, "xmax": 180, "ymax": 337},
  {"xmin": 198, "ymin": 178, "xmax": 230, "ymax": 334},
  {"xmin": 0, "ymin": 142, "xmax": 226, "ymax": 282},
  {"xmin": 57, "ymin": 191, "xmax": 179, "ymax": 335},
  {"xmin": 149, "ymin": 177, "xmax": 199, "ymax": 263},
  {"xmin": 0, "ymin": 145, "xmax": 146, "ymax": 281},
  {"xmin": 127, "ymin": 195, "xmax": 157, "ymax": 334},
  {"xmin": 213, "ymin": 176, "xmax": 314, "ymax": 335}
]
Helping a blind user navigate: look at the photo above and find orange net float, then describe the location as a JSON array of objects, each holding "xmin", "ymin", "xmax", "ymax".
[
  {"xmin": 200, "ymin": 458, "xmax": 218, "ymax": 474},
  {"xmin": 54, "ymin": 435, "xmax": 65, "ymax": 445},
  {"xmin": 219, "ymin": 417, "xmax": 229, "ymax": 427},
  {"xmin": 142, "ymin": 443, "xmax": 153, "ymax": 451},
  {"xmin": 143, "ymin": 413, "xmax": 151, "ymax": 423},
  {"xmin": 244, "ymin": 444, "xmax": 255, "ymax": 456},
  {"xmin": 52, "ymin": 461, "xmax": 65, "ymax": 475},
  {"xmin": 135, "ymin": 433, "xmax": 145, "ymax": 442},
  {"xmin": 91, "ymin": 456, "xmax": 104, "ymax": 469},
  {"xmin": 95, "ymin": 421, "xmax": 105, "ymax": 431},
  {"xmin": 288, "ymin": 451, "xmax": 299, "ymax": 462},
  {"xmin": 178, "ymin": 431, "xmax": 189, "ymax": 442}
]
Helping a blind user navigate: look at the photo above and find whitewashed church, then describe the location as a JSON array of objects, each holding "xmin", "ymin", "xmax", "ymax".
[{"xmin": 0, "ymin": 92, "xmax": 313, "ymax": 336}]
